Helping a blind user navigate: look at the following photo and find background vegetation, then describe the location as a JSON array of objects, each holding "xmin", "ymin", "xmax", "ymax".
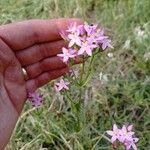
[{"xmin": 0, "ymin": 0, "xmax": 150, "ymax": 149}]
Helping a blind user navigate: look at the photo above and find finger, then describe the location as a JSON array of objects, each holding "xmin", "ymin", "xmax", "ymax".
[
  {"xmin": 25, "ymin": 56, "xmax": 67, "ymax": 79},
  {"xmin": 24, "ymin": 56, "xmax": 82, "ymax": 79},
  {"xmin": 26, "ymin": 67, "xmax": 68, "ymax": 91},
  {"xmin": 16, "ymin": 40, "xmax": 66, "ymax": 66},
  {"xmin": 0, "ymin": 18, "xmax": 83, "ymax": 51}
]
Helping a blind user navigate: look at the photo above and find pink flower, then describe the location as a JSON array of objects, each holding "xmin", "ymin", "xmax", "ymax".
[
  {"xmin": 88, "ymin": 28, "xmax": 113, "ymax": 50},
  {"xmin": 127, "ymin": 125, "xmax": 133, "ymax": 131},
  {"xmin": 100, "ymin": 39, "xmax": 114, "ymax": 50},
  {"xmin": 78, "ymin": 40, "xmax": 97, "ymax": 56},
  {"xmin": 67, "ymin": 22, "xmax": 80, "ymax": 35},
  {"xmin": 124, "ymin": 138, "xmax": 139, "ymax": 150},
  {"xmin": 106, "ymin": 124, "xmax": 139, "ymax": 150},
  {"xmin": 54, "ymin": 79, "xmax": 69, "ymax": 92},
  {"xmin": 77, "ymin": 24, "xmax": 85, "ymax": 35},
  {"xmin": 118, "ymin": 125, "xmax": 135, "ymax": 143},
  {"xmin": 84, "ymin": 23, "xmax": 98, "ymax": 36},
  {"xmin": 94, "ymin": 29, "xmax": 108, "ymax": 42},
  {"xmin": 27, "ymin": 91, "xmax": 43, "ymax": 107},
  {"xmin": 68, "ymin": 33, "xmax": 81, "ymax": 47},
  {"xmin": 106, "ymin": 124, "xmax": 120, "ymax": 143},
  {"xmin": 57, "ymin": 47, "xmax": 76, "ymax": 63},
  {"xmin": 59, "ymin": 22, "xmax": 113, "ymax": 62},
  {"xmin": 68, "ymin": 69, "xmax": 79, "ymax": 77}
]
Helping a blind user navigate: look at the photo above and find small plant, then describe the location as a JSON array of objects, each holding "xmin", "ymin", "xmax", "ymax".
[{"xmin": 27, "ymin": 22, "xmax": 138, "ymax": 150}]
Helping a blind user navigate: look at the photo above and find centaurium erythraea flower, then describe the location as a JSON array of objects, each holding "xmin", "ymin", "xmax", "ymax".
[
  {"xmin": 27, "ymin": 91, "xmax": 43, "ymax": 107},
  {"xmin": 68, "ymin": 33, "xmax": 82, "ymax": 47},
  {"xmin": 124, "ymin": 137, "xmax": 139, "ymax": 150},
  {"xmin": 68, "ymin": 69, "xmax": 79, "ymax": 77},
  {"xmin": 84, "ymin": 23, "xmax": 98, "ymax": 36},
  {"xmin": 106, "ymin": 124, "xmax": 120, "ymax": 143},
  {"xmin": 54, "ymin": 79, "xmax": 70, "ymax": 92},
  {"xmin": 59, "ymin": 22, "xmax": 113, "ymax": 58},
  {"xmin": 118, "ymin": 125, "xmax": 135, "ymax": 143},
  {"xmin": 57, "ymin": 47, "xmax": 76, "ymax": 63},
  {"xmin": 67, "ymin": 23, "xmax": 79, "ymax": 34},
  {"xmin": 78, "ymin": 40, "xmax": 97, "ymax": 56},
  {"xmin": 106, "ymin": 124, "xmax": 139, "ymax": 150},
  {"xmin": 100, "ymin": 39, "xmax": 114, "ymax": 50}
]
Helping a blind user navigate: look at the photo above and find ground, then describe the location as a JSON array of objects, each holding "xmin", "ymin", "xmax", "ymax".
[{"xmin": 0, "ymin": 0, "xmax": 150, "ymax": 149}]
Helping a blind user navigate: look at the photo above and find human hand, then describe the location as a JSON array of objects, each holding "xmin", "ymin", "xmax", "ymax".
[{"xmin": 0, "ymin": 18, "xmax": 82, "ymax": 149}]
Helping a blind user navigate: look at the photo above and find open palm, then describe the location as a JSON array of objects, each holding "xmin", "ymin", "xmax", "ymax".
[{"xmin": 0, "ymin": 18, "xmax": 81, "ymax": 149}]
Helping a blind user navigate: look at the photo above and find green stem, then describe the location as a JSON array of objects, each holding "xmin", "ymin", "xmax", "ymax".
[
  {"xmin": 79, "ymin": 56, "xmax": 85, "ymax": 85},
  {"xmin": 65, "ymin": 91, "xmax": 81, "ymax": 131},
  {"xmin": 78, "ymin": 55, "xmax": 86, "ymax": 103},
  {"xmin": 82, "ymin": 52, "xmax": 97, "ymax": 86}
]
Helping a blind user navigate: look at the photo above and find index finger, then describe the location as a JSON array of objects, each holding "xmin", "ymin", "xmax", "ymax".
[{"xmin": 0, "ymin": 18, "xmax": 83, "ymax": 51}]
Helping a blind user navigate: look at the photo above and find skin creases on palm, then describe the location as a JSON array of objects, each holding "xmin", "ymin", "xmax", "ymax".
[{"xmin": 0, "ymin": 38, "xmax": 26, "ymax": 115}]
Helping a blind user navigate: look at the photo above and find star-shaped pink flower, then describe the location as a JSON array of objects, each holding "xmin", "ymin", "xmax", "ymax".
[
  {"xmin": 84, "ymin": 23, "xmax": 98, "ymax": 36},
  {"xmin": 127, "ymin": 125, "xmax": 133, "ymax": 131},
  {"xmin": 57, "ymin": 47, "xmax": 76, "ymax": 63},
  {"xmin": 106, "ymin": 124, "xmax": 120, "ymax": 143},
  {"xmin": 54, "ymin": 79, "xmax": 70, "ymax": 92},
  {"xmin": 100, "ymin": 39, "xmax": 114, "ymax": 50},
  {"xmin": 67, "ymin": 22, "xmax": 80, "ymax": 35},
  {"xmin": 78, "ymin": 40, "xmax": 97, "ymax": 56},
  {"xmin": 124, "ymin": 138, "xmax": 139, "ymax": 150},
  {"xmin": 118, "ymin": 125, "xmax": 135, "ymax": 143},
  {"xmin": 68, "ymin": 33, "xmax": 81, "ymax": 47},
  {"xmin": 77, "ymin": 24, "xmax": 85, "ymax": 35},
  {"xmin": 27, "ymin": 92, "xmax": 43, "ymax": 107}
]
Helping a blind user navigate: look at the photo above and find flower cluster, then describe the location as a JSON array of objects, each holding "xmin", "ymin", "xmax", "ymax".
[
  {"xmin": 27, "ymin": 92, "xmax": 43, "ymax": 107},
  {"xmin": 57, "ymin": 22, "xmax": 113, "ymax": 63},
  {"xmin": 106, "ymin": 124, "xmax": 139, "ymax": 150},
  {"xmin": 54, "ymin": 22, "xmax": 113, "ymax": 92}
]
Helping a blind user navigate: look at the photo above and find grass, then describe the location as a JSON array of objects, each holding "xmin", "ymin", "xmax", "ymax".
[{"xmin": 0, "ymin": 0, "xmax": 150, "ymax": 149}]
